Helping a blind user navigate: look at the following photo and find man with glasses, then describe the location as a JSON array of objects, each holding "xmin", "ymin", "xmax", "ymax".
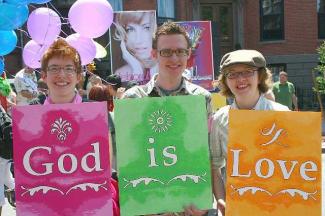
[
  {"xmin": 123, "ymin": 21, "xmax": 211, "ymax": 115},
  {"xmin": 123, "ymin": 22, "xmax": 214, "ymax": 216}
]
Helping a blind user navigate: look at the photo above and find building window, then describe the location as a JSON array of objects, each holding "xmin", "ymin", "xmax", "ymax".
[
  {"xmin": 108, "ymin": 0, "xmax": 123, "ymax": 11},
  {"xmin": 267, "ymin": 63, "xmax": 286, "ymax": 82},
  {"xmin": 260, "ymin": 0, "xmax": 284, "ymax": 41},
  {"xmin": 157, "ymin": 0, "xmax": 175, "ymax": 24},
  {"xmin": 318, "ymin": 0, "xmax": 325, "ymax": 39}
]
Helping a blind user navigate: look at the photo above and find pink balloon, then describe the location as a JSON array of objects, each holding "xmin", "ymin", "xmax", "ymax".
[
  {"xmin": 66, "ymin": 33, "xmax": 96, "ymax": 65},
  {"xmin": 27, "ymin": 7, "xmax": 61, "ymax": 45},
  {"xmin": 23, "ymin": 40, "xmax": 48, "ymax": 69},
  {"xmin": 68, "ymin": 0, "xmax": 113, "ymax": 38}
]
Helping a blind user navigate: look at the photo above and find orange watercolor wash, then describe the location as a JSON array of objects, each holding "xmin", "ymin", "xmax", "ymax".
[{"xmin": 226, "ymin": 110, "xmax": 322, "ymax": 216}]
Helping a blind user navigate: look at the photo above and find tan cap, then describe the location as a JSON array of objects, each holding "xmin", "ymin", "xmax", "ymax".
[{"xmin": 220, "ymin": 49, "xmax": 266, "ymax": 72}]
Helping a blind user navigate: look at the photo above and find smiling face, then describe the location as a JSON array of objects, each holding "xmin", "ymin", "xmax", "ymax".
[
  {"xmin": 125, "ymin": 13, "xmax": 153, "ymax": 61},
  {"xmin": 43, "ymin": 57, "xmax": 81, "ymax": 103},
  {"xmin": 152, "ymin": 34, "xmax": 191, "ymax": 80},
  {"xmin": 225, "ymin": 64, "xmax": 260, "ymax": 100}
]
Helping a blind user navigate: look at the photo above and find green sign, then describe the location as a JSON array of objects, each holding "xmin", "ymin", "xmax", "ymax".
[{"xmin": 115, "ymin": 95, "xmax": 212, "ymax": 215}]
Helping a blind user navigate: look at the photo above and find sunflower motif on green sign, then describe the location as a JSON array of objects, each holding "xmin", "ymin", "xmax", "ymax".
[{"xmin": 148, "ymin": 109, "xmax": 173, "ymax": 133}]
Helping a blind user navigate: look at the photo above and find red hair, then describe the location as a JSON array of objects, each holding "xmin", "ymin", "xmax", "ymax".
[{"xmin": 88, "ymin": 84, "xmax": 114, "ymax": 112}]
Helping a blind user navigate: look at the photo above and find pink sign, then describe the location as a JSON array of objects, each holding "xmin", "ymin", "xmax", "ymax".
[{"xmin": 12, "ymin": 102, "xmax": 112, "ymax": 216}]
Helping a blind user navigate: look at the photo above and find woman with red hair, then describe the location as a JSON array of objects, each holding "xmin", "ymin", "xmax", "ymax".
[{"xmin": 88, "ymin": 84, "xmax": 114, "ymax": 112}]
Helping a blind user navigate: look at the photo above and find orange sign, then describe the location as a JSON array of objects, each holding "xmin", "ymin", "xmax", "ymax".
[{"xmin": 226, "ymin": 110, "xmax": 322, "ymax": 216}]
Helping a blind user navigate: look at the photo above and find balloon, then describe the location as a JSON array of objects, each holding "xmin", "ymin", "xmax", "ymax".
[
  {"xmin": 0, "ymin": 30, "xmax": 17, "ymax": 56},
  {"xmin": 94, "ymin": 41, "xmax": 107, "ymax": 58},
  {"xmin": 0, "ymin": 59, "xmax": 4, "ymax": 75},
  {"xmin": 66, "ymin": 33, "xmax": 96, "ymax": 65},
  {"xmin": 0, "ymin": 3, "xmax": 29, "ymax": 30},
  {"xmin": 68, "ymin": 0, "xmax": 113, "ymax": 38},
  {"xmin": 27, "ymin": 7, "xmax": 61, "ymax": 45},
  {"xmin": 22, "ymin": 40, "xmax": 48, "ymax": 68},
  {"xmin": 5, "ymin": 0, "xmax": 30, "ymax": 5},
  {"xmin": 29, "ymin": 0, "xmax": 51, "ymax": 4}
]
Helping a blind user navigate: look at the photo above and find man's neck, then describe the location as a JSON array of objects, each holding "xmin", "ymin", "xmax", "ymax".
[{"xmin": 156, "ymin": 74, "xmax": 183, "ymax": 91}]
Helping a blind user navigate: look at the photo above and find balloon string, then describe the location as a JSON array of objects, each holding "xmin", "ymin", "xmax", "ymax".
[
  {"xmin": 17, "ymin": 29, "xmax": 31, "ymax": 39},
  {"xmin": 28, "ymin": 4, "xmax": 38, "ymax": 9},
  {"xmin": 39, "ymin": 6, "xmax": 54, "ymax": 45},
  {"xmin": 48, "ymin": 2, "xmax": 65, "ymax": 20},
  {"xmin": 104, "ymin": 41, "xmax": 111, "ymax": 49},
  {"xmin": 60, "ymin": 30, "xmax": 69, "ymax": 37}
]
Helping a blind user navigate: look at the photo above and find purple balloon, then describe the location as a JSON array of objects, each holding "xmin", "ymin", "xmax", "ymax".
[
  {"xmin": 68, "ymin": 0, "xmax": 113, "ymax": 38},
  {"xmin": 23, "ymin": 40, "xmax": 48, "ymax": 68},
  {"xmin": 66, "ymin": 33, "xmax": 96, "ymax": 65},
  {"xmin": 27, "ymin": 7, "xmax": 61, "ymax": 45}
]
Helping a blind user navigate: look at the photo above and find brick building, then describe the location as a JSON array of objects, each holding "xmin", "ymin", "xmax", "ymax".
[
  {"xmin": 5, "ymin": 0, "xmax": 324, "ymax": 110},
  {"xmin": 120, "ymin": 0, "xmax": 325, "ymax": 110}
]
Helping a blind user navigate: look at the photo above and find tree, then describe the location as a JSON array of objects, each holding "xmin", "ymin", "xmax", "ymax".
[{"xmin": 313, "ymin": 41, "xmax": 325, "ymax": 115}]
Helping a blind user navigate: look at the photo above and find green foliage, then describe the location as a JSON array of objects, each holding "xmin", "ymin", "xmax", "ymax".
[
  {"xmin": 314, "ymin": 41, "xmax": 325, "ymax": 94},
  {"xmin": 0, "ymin": 77, "xmax": 11, "ymax": 97}
]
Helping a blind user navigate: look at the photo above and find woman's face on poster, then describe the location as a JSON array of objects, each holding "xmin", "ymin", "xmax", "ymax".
[{"xmin": 125, "ymin": 13, "xmax": 153, "ymax": 61}]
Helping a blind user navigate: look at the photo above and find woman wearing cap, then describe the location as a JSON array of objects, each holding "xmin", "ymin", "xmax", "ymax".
[{"xmin": 210, "ymin": 49, "xmax": 289, "ymax": 215}]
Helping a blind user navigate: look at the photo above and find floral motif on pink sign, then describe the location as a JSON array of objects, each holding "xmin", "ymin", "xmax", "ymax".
[{"xmin": 50, "ymin": 117, "xmax": 72, "ymax": 142}]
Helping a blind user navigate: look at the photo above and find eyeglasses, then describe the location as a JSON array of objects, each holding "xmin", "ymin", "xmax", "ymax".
[
  {"xmin": 47, "ymin": 65, "xmax": 76, "ymax": 76},
  {"xmin": 225, "ymin": 70, "xmax": 257, "ymax": 79},
  {"xmin": 159, "ymin": 48, "xmax": 189, "ymax": 57}
]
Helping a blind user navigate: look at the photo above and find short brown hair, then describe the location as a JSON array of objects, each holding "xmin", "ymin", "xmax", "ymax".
[
  {"xmin": 88, "ymin": 84, "xmax": 108, "ymax": 102},
  {"xmin": 41, "ymin": 38, "xmax": 82, "ymax": 74},
  {"xmin": 152, "ymin": 21, "xmax": 191, "ymax": 49},
  {"xmin": 88, "ymin": 84, "xmax": 114, "ymax": 112},
  {"xmin": 218, "ymin": 67, "xmax": 273, "ymax": 98},
  {"xmin": 279, "ymin": 71, "xmax": 288, "ymax": 76}
]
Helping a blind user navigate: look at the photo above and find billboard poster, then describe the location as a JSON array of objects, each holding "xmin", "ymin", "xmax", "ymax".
[
  {"xmin": 178, "ymin": 21, "xmax": 214, "ymax": 90},
  {"xmin": 110, "ymin": 10, "xmax": 157, "ymax": 85}
]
